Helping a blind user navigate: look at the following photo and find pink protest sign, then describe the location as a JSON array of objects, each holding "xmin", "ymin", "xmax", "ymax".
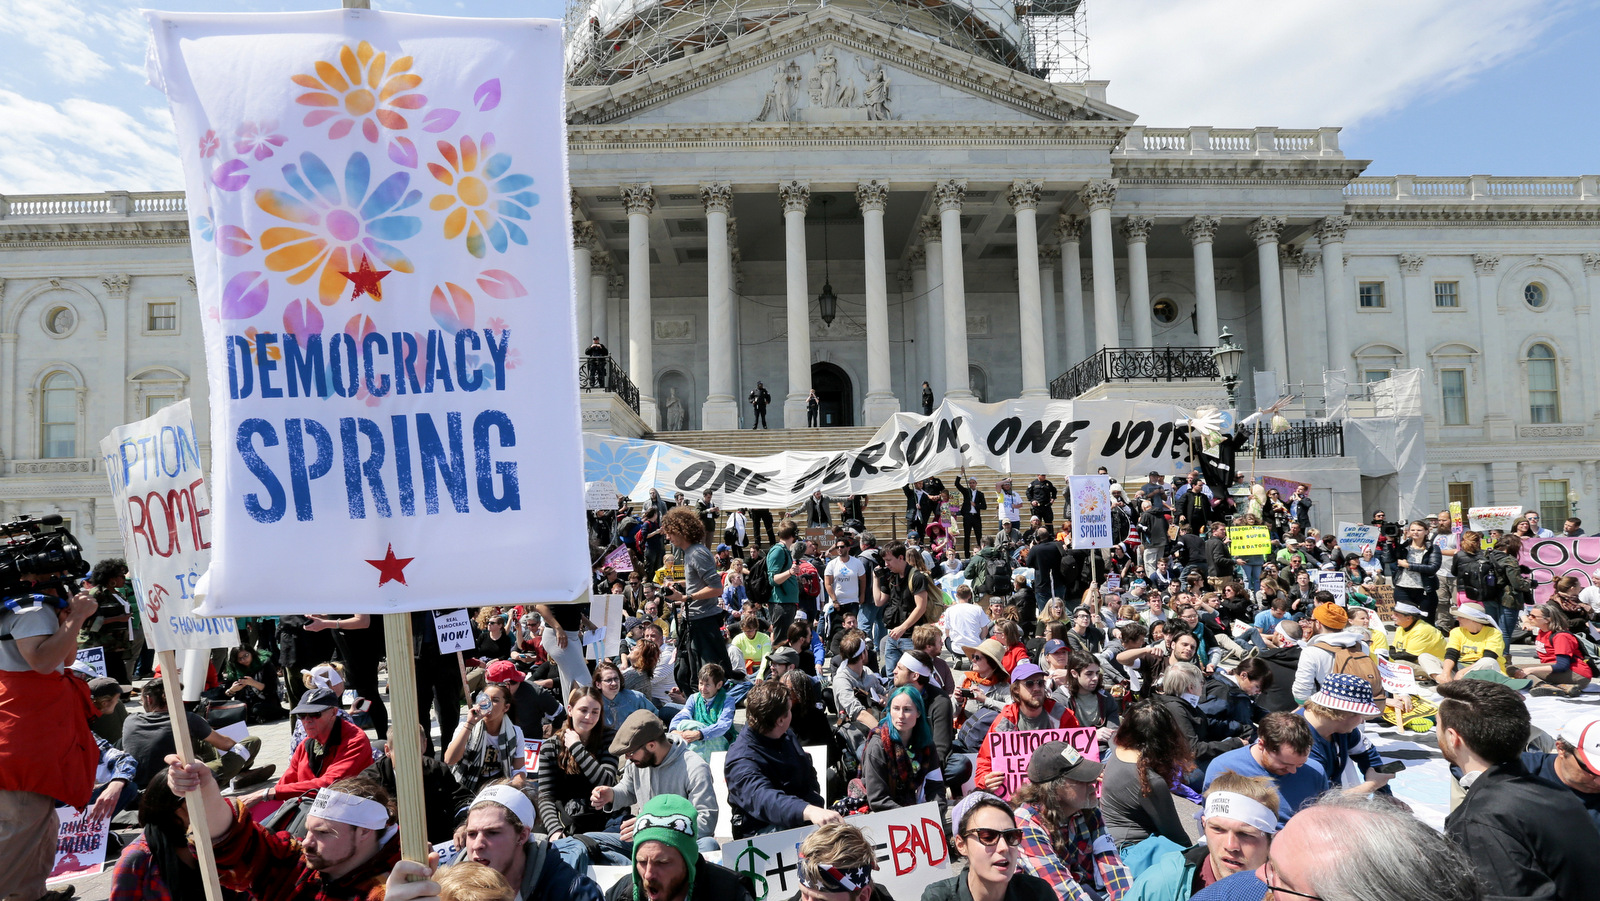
[
  {"xmin": 984, "ymin": 726, "xmax": 1099, "ymax": 798},
  {"xmin": 1522, "ymin": 536, "xmax": 1600, "ymax": 606}
]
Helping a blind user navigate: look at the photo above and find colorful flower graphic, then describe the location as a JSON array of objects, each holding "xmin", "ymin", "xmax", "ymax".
[
  {"xmin": 234, "ymin": 121, "xmax": 286, "ymax": 161},
  {"xmin": 293, "ymin": 41, "xmax": 426, "ymax": 143},
  {"xmin": 427, "ymin": 133, "xmax": 538, "ymax": 258},
  {"xmin": 256, "ymin": 151, "xmax": 423, "ymax": 304},
  {"xmin": 584, "ymin": 438, "xmax": 656, "ymax": 490},
  {"xmin": 199, "ymin": 130, "xmax": 219, "ymax": 158}
]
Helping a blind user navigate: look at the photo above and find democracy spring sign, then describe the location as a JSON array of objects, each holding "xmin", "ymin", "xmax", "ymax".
[{"xmin": 147, "ymin": 10, "xmax": 587, "ymax": 614}]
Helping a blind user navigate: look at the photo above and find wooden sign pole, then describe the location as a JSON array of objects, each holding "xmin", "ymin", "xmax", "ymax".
[
  {"xmin": 382, "ymin": 614, "xmax": 432, "ymax": 863},
  {"xmin": 156, "ymin": 649, "xmax": 225, "ymax": 901}
]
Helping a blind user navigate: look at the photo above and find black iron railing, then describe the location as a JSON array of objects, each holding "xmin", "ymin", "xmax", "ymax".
[
  {"xmin": 579, "ymin": 354, "xmax": 640, "ymax": 414},
  {"xmin": 1242, "ymin": 420, "xmax": 1345, "ymax": 458},
  {"xmin": 1050, "ymin": 346, "xmax": 1220, "ymax": 399}
]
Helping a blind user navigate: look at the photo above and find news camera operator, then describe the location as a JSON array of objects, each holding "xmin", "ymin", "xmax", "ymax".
[{"xmin": 0, "ymin": 517, "xmax": 100, "ymax": 901}]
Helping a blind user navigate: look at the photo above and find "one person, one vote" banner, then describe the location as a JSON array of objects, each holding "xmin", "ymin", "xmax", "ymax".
[{"xmin": 146, "ymin": 10, "xmax": 587, "ymax": 614}]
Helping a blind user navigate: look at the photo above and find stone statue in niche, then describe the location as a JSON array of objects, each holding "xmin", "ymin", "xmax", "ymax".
[
  {"xmin": 662, "ymin": 388, "xmax": 688, "ymax": 431},
  {"xmin": 756, "ymin": 59, "xmax": 804, "ymax": 122},
  {"xmin": 808, "ymin": 47, "xmax": 856, "ymax": 109},
  {"xmin": 858, "ymin": 58, "xmax": 891, "ymax": 120}
]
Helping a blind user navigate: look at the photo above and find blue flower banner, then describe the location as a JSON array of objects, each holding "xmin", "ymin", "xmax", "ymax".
[{"xmin": 147, "ymin": 9, "xmax": 588, "ymax": 614}]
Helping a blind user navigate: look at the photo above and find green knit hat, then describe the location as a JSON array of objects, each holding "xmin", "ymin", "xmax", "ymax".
[{"xmin": 632, "ymin": 793, "xmax": 699, "ymax": 901}]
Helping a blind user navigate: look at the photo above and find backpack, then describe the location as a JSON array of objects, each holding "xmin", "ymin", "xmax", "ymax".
[
  {"xmin": 796, "ymin": 559, "xmax": 823, "ymax": 601},
  {"xmin": 746, "ymin": 552, "xmax": 774, "ymax": 605},
  {"xmin": 963, "ymin": 553, "xmax": 993, "ymax": 594},
  {"xmin": 1458, "ymin": 553, "xmax": 1502, "ymax": 604},
  {"xmin": 1312, "ymin": 640, "xmax": 1387, "ymax": 706}
]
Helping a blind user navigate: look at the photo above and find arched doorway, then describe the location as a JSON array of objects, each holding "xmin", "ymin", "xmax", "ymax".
[{"xmin": 811, "ymin": 362, "xmax": 854, "ymax": 427}]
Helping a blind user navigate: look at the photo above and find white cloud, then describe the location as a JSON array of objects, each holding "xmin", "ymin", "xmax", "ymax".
[
  {"xmin": 1088, "ymin": 0, "xmax": 1567, "ymax": 133},
  {"xmin": 0, "ymin": 0, "xmax": 142, "ymax": 84},
  {"xmin": 0, "ymin": 91, "xmax": 181, "ymax": 193}
]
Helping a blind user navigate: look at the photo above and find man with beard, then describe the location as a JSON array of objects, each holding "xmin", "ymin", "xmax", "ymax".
[
  {"xmin": 603, "ymin": 794, "xmax": 754, "ymax": 901},
  {"xmin": 590, "ymin": 710, "xmax": 719, "ymax": 862},
  {"xmin": 1123, "ymin": 772, "xmax": 1280, "ymax": 899},
  {"xmin": 1013, "ymin": 740, "xmax": 1132, "ymax": 900},
  {"xmin": 454, "ymin": 783, "xmax": 600, "ymax": 900},
  {"xmin": 973, "ymin": 662, "xmax": 1080, "ymax": 793}
]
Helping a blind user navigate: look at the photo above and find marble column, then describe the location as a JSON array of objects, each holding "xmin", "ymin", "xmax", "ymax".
[
  {"xmin": 1397, "ymin": 252, "xmax": 1428, "ymax": 372},
  {"xmin": 1039, "ymin": 243, "xmax": 1060, "ymax": 380},
  {"xmin": 1247, "ymin": 215, "xmax": 1289, "ymax": 383},
  {"xmin": 1183, "ymin": 215, "xmax": 1221, "ymax": 345},
  {"xmin": 1278, "ymin": 246, "xmax": 1306, "ymax": 386},
  {"xmin": 1083, "ymin": 179, "xmax": 1120, "ymax": 352},
  {"xmin": 1009, "ymin": 180, "xmax": 1048, "ymax": 396},
  {"xmin": 857, "ymin": 179, "xmax": 898, "ymax": 424},
  {"xmin": 936, "ymin": 180, "xmax": 973, "ymax": 400},
  {"xmin": 921, "ymin": 216, "xmax": 948, "ymax": 398},
  {"xmin": 1058, "ymin": 216, "xmax": 1087, "ymax": 366},
  {"xmin": 572, "ymin": 222, "xmax": 595, "ymax": 353},
  {"xmin": 1316, "ymin": 216, "xmax": 1352, "ymax": 372},
  {"xmin": 621, "ymin": 183, "xmax": 657, "ymax": 427},
  {"xmin": 700, "ymin": 183, "xmax": 738, "ymax": 429},
  {"xmin": 909, "ymin": 248, "xmax": 930, "ymax": 397},
  {"xmin": 780, "ymin": 180, "xmax": 813, "ymax": 427},
  {"xmin": 589, "ymin": 256, "xmax": 610, "ymax": 352},
  {"xmin": 1122, "ymin": 215, "xmax": 1154, "ymax": 347}
]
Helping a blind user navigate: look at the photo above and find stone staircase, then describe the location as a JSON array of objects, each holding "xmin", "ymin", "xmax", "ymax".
[{"xmin": 656, "ymin": 427, "xmax": 1014, "ymax": 544}]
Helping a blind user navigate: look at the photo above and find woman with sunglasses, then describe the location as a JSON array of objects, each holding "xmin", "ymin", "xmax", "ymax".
[
  {"xmin": 924, "ymin": 793, "xmax": 1054, "ymax": 901},
  {"xmin": 1512, "ymin": 603, "xmax": 1594, "ymax": 697}
]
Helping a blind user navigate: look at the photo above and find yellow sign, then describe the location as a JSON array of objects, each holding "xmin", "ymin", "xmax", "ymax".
[
  {"xmin": 1449, "ymin": 501, "xmax": 1462, "ymax": 525},
  {"xmin": 1227, "ymin": 526, "xmax": 1272, "ymax": 556}
]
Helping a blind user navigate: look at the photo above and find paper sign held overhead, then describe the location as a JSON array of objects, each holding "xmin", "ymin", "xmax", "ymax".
[
  {"xmin": 1227, "ymin": 526, "xmax": 1272, "ymax": 557},
  {"xmin": 1068, "ymin": 475, "xmax": 1114, "ymax": 549},
  {"xmin": 584, "ymin": 480, "xmax": 619, "ymax": 511}
]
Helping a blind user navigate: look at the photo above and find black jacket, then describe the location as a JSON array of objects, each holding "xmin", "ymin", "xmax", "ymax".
[
  {"xmin": 922, "ymin": 871, "xmax": 1054, "ymax": 901},
  {"xmin": 1175, "ymin": 532, "xmax": 1207, "ymax": 569},
  {"xmin": 1026, "ymin": 479, "xmax": 1057, "ymax": 510},
  {"xmin": 1204, "ymin": 535, "xmax": 1234, "ymax": 578},
  {"xmin": 1253, "ymin": 646, "xmax": 1301, "ymax": 714},
  {"xmin": 1153, "ymin": 693, "xmax": 1244, "ymax": 770},
  {"xmin": 1446, "ymin": 759, "xmax": 1600, "ymax": 900},
  {"xmin": 1381, "ymin": 541, "xmax": 1443, "ymax": 592},
  {"xmin": 606, "ymin": 859, "xmax": 756, "ymax": 901}
]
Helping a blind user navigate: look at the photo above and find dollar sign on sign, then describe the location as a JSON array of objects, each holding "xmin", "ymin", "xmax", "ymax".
[{"xmin": 734, "ymin": 844, "xmax": 771, "ymax": 900}]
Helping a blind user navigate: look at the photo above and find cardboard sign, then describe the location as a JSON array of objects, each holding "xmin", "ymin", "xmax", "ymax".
[
  {"xmin": 1468, "ymin": 505, "xmax": 1522, "ymax": 533},
  {"xmin": 722, "ymin": 802, "xmax": 950, "ymax": 901},
  {"xmin": 47, "ymin": 807, "xmax": 111, "ymax": 885},
  {"xmin": 602, "ymin": 544, "xmax": 634, "ymax": 573},
  {"xmin": 1368, "ymin": 584, "xmax": 1395, "ymax": 620},
  {"xmin": 1104, "ymin": 575, "xmax": 1121, "ymax": 591},
  {"xmin": 74, "ymin": 647, "xmax": 107, "ymax": 679},
  {"xmin": 1069, "ymin": 475, "xmax": 1114, "ymax": 550},
  {"xmin": 585, "ymin": 480, "xmax": 620, "ymax": 511},
  {"xmin": 433, "ymin": 609, "xmax": 475, "ymax": 654},
  {"xmin": 1337, "ymin": 522, "xmax": 1381, "ymax": 555},
  {"xmin": 984, "ymin": 726, "xmax": 1099, "ymax": 798},
  {"xmin": 1316, "ymin": 571, "xmax": 1348, "ymax": 605},
  {"xmin": 1227, "ymin": 526, "xmax": 1272, "ymax": 557},
  {"xmin": 1522, "ymin": 536, "xmax": 1599, "ymax": 606}
]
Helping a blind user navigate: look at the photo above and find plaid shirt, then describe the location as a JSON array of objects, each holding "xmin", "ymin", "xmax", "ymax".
[
  {"xmin": 212, "ymin": 799, "xmax": 399, "ymax": 901},
  {"xmin": 1014, "ymin": 802, "xmax": 1132, "ymax": 901},
  {"xmin": 110, "ymin": 835, "xmax": 170, "ymax": 901}
]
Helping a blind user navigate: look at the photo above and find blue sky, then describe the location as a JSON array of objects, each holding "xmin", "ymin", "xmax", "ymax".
[{"xmin": 0, "ymin": 0, "xmax": 1592, "ymax": 193}]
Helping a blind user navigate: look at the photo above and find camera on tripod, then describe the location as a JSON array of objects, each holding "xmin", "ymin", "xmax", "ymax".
[{"xmin": 0, "ymin": 514, "xmax": 90, "ymax": 605}]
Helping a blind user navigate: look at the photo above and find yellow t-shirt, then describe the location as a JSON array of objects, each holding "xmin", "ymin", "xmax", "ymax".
[
  {"xmin": 1446, "ymin": 625, "xmax": 1506, "ymax": 673},
  {"xmin": 1366, "ymin": 624, "xmax": 1390, "ymax": 657},
  {"xmin": 732, "ymin": 632, "xmax": 772, "ymax": 667},
  {"xmin": 1393, "ymin": 620, "xmax": 1448, "ymax": 661}
]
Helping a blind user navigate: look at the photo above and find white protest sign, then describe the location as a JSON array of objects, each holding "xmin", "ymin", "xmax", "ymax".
[
  {"xmin": 433, "ymin": 609, "xmax": 474, "ymax": 654},
  {"xmin": 1336, "ymin": 522, "xmax": 1381, "ymax": 556},
  {"xmin": 1376, "ymin": 656, "xmax": 1417, "ymax": 694},
  {"xmin": 1105, "ymin": 575, "xmax": 1121, "ymax": 591},
  {"xmin": 1317, "ymin": 571, "xmax": 1348, "ymax": 605},
  {"xmin": 522, "ymin": 738, "xmax": 545, "ymax": 774},
  {"xmin": 586, "ymin": 593, "xmax": 624, "ymax": 660},
  {"xmin": 47, "ymin": 807, "xmax": 111, "ymax": 885},
  {"xmin": 1468, "ymin": 505, "xmax": 1523, "ymax": 532},
  {"xmin": 1068, "ymin": 475, "xmax": 1114, "ymax": 549},
  {"xmin": 722, "ymin": 801, "xmax": 951, "ymax": 901},
  {"xmin": 585, "ymin": 480, "xmax": 619, "ymax": 511},
  {"xmin": 100, "ymin": 400, "xmax": 237, "ymax": 652},
  {"xmin": 74, "ymin": 647, "xmax": 107, "ymax": 679}
]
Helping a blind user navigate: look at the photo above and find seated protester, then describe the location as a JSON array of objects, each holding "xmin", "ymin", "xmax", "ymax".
[
  {"xmin": 792, "ymin": 821, "xmax": 896, "ymax": 901},
  {"xmin": 624, "ymin": 638, "xmax": 662, "ymax": 697},
  {"xmin": 1055, "ymin": 650, "xmax": 1121, "ymax": 748},
  {"xmin": 731, "ymin": 614, "xmax": 773, "ymax": 676},
  {"xmin": 763, "ymin": 646, "xmax": 803, "ymax": 682},
  {"xmin": 1201, "ymin": 658, "xmax": 1271, "ymax": 742},
  {"xmin": 123, "ymin": 678, "xmax": 263, "ymax": 791},
  {"xmin": 780, "ymin": 669, "xmax": 844, "ymax": 796},
  {"xmin": 1202, "ymin": 713, "xmax": 1328, "ymax": 827},
  {"xmin": 1387, "ymin": 602, "xmax": 1448, "ymax": 680},
  {"xmin": 1513, "ymin": 603, "xmax": 1595, "ymax": 697},
  {"xmin": 975, "ymin": 662, "xmax": 1082, "ymax": 793},
  {"xmin": 1099, "ymin": 621, "xmax": 1164, "ymax": 697},
  {"xmin": 486, "ymin": 661, "xmax": 562, "ymax": 741},
  {"xmin": 223, "ymin": 645, "xmax": 287, "ymax": 724},
  {"xmin": 291, "ymin": 663, "xmax": 379, "ymax": 762},
  {"xmin": 536, "ymin": 686, "xmax": 618, "ymax": 841},
  {"xmin": 166, "ymin": 760, "xmax": 401, "ymax": 901},
  {"xmin": 432, "ymin": 861, "xmax": 514, "ymax": 901},
  {"xmin": 452, "ymin": 783, "xmax": 603, "ymax": 901},
  {"xmin": 925, "ymin": 793, "xmax": 1055, "ymax": 901},
  {"xmin": 251, "ymin": 688, "xmax": 383, "ymax": 809},
  {"xmin": 474, "ymin": 614, "xmax": 514, "ymax": 662},
  {"xmin": 943, "ymin": 584, "xmax": 994, "ymax": 659},
  {"xmin": 1295, "ymin": 675, "xmax": 1391, "ymax": 795},
  {"xmin": 1012, "ymin": 741, "xmax": 1132, "ymax": 901},
  {"xmin": 1122, "ymin": 772, "xmax": 1279, "ymax": 901},
  {"xmin": 638, "ymin": 623, "xmax": 687, "ymax": 708},
  {"xmin": 957, "ymin": 637, "xmax": 1014, "ymax": 726},
  {"xmin": 668, "ymin": 664, "xmax": 747, "ymax": 760},
  {"xmin": 862, "ymin": 685, "xmax": 945, "ymax": 812},
  {"xmin": 1522, "ymin": 712, "xmax": 1600, "ymax": 831},
  {"xmin": 1252, "ymin": 623, "xmax": 1302, "ymax": 716},
  {"xmin": 995, "ymin": 619, "xmax": 1030, "ymax": 674},
  {"xmin": 832, "ymin": 630, "xmax": 887, "ymax": 727},
  {"xmin": 1289, "ymin": 603, "xmax": 1367, "ymax": 705},
  {"xmin": 111, "ymin": 766, "xmax": 218, "ymax": 901},
  {"xmin": 1345, "ymin": 607, "xmax": 1388, "ymax": 659},
  {"xmin": 1250, "ymin": 597, "xmax": 1292, "ymax": 636},
  {"xmin": 913, "ymin": 624, "xmax": 956, "ymax": 696},
  {"xmin": 593, "ymin": 659, "xmax": 658, "ymax": 732},
  {"xmin": 725, "ymin": 680, "xmax": 839, "ymax": 837},
  {"xmin": 444, "ymin": 682, "xmax": 527, "ymax": 797},
  {"xmin": 590, "ymin": 710, "xmax": 719, "ymax": 863},
  {"xmin": 1153, "ymin": 663, "xmax": 1245, "ymax": 787},
  {"xmin": 1434, "ymin": 602, "xmax": 1506, "ymax": 682},
  {"xmin": 1102, "ymin": 701, "xmax": 1194, "ymax": 851},
  {"xmin": 89, "ymin": 676, "xmax": 130, "ymax": 748},
  {"xmin": 363, "ymin": 726, "xmax": 467, "ymax": 845},
  {"xmin": 1067, "ymin": 607, "xmax": 1106, "ymax": 657},
  {"xmin": 600, "ymin": 794, "xmax": 755, "ymax": 901}
]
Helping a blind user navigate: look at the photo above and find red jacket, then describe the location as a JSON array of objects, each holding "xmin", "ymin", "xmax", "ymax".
[
  {"xmin": 0, "ymin": 669, "xmax": 98, "ymax": 808},
  {"xmin": 972, "ymin": 698, "xmax": 1081, "ymax": 789},
  {"xmin": 1001, "ymin": 643, "xmax": 1029, "ymax": 674},
  {"xmin": 275, "ymin": 717, "xmax": 376, "ymax": 799}
]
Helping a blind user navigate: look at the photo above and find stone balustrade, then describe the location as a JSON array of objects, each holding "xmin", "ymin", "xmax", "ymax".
[
  {"xmin": 1116, "ymin": 125, "xmax": 1342, "ymax": 157},
  {"xmin": 0, "ymin": 191, "xmax": 187, "ymax": 219},
  {"xmin": 1344, "ymin": 175, "xmax": 1600, "ymax": 201}
]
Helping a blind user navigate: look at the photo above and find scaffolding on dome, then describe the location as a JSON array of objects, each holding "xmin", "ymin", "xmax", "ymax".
[{"xmin": 563, "ymin": 0, "xmax": 1088, "ymax": 86}]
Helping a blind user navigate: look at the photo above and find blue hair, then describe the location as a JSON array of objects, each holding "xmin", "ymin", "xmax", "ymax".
[{"xmin": 886, "ymin": 684, "xmax": 933, "ymax": 751}]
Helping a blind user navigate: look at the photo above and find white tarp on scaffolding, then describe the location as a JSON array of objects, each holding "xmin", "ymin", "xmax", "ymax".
[{"xmin": 1333, "ymin": 370, "xmax": 1429, "ymax": 520}]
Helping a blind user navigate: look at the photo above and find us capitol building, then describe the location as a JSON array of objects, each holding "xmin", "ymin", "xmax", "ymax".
[{"xmin": 1, "ymin": 0, "xmax": 1597, "ymax": 553}]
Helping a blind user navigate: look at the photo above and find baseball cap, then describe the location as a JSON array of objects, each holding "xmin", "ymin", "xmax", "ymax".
[
  {"xmin": 767, "ymin": 647, "xmax": 801, "ymax": 666},
  {"xmin": 88, "ymin": 676, "xmax": 122, "ymax": 698},
  {"xmin": 291, "ymin": 687, "xmax": 340, "ymax": 715},
  {"xmin": 1558, "ymin": 713, "xmax": 1600, "ymax": 772},
  {"xmin": 485, "ymin": 660, "xmax": 525, "ymax": 684},
  {"xmin": 610, "ymin": 709, "xmax": 668, "ymax": 755},
  {"xmin": 1009, "ymin": 661, "xmax": 1045, "ymax": 682},
  {"xmin": 1028, "ymin": 740, "xmax": 1104, "ymax": 783},
  {"xmin": 1041, "ymin": 639, "xmax": 1067, "ymax": 656},
  {"xmin": 716, "ymin": 544, "xmax": 730, "ymax": 552}
]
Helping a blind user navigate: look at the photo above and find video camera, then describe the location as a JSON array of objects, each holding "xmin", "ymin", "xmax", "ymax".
[{"xmin": 0, "ymin": 514, "xmax": 90, "ymax": 606}]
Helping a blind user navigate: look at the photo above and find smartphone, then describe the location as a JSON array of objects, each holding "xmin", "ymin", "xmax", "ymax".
[{"xmin": 1373, "ymin": 760, "xmax": 1406, "ymax": 775}]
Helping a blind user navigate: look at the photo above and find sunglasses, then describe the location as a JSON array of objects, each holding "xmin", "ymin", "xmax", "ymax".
[
  {"xmin": 1019, "ymin": 677, "xmax": 1047, "ymax": 689},
  {"xmin": 962, "ymin": 827, "xmax": 1023, "ymax": 847}
]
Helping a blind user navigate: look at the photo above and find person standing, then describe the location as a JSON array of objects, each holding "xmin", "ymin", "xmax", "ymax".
[
  {"xmin": 922, "ymin": 381, "xmax": 935, "ymax": 415},
  {"xmin": 806, "ymin": 389, "xmax": 820, "ymax": 427},
  {"xmin": 661, "ymin": 507, "xmax": 724, "ymax": 694},
  {"xmin": 877, "ymin": 542, "xmax": 932, "ymax": 675},
  {"xmin": 766, "ymin": 520, "xmax": 804, "ymax": 648},
  {"xmin": 955, "ymin": 474, "xmax": 987, "ymax": 557},
  {"xmin": 748, "ymin": 381, "xmax": 771, "ymax": 429},
  {"xmin": 584, "ymin": 336, "xmax": 609, "ymax": 388},
  {"xmin": 1028, "ymin": 474, "xmax": 1058, "ymax": 527},
  {"xmin": 825, "ymin": 537, "xmax": 867, "ymax": 618},
  {"xmin": 997, "ymin": 478, "xmax": 1024, "ymax": 534},
  {"xmin": 1386, "ymin": 519, "xmax": 1443, "ymax": 623},
  {"xmin": 534, "ymin": 594, "xmax": 595, "ymax": 699}
]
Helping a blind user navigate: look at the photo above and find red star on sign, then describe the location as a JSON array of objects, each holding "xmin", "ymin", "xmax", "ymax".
[
  {"xmin": 339, "ymin": 254, "xmax": 390, "ymax": 301},
  {"xmin": 366, "ymin": 544, "xmax": 414, "ymax": 587}
]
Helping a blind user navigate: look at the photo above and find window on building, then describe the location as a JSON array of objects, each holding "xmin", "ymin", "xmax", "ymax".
[
  {"xmin": 148, "ymin": 302, "xmax": 177, "ymax": 331},
  {"xmin": 1433, "ymin": 281, "xmax": 1459, "ymax": 308},
  {"xmin": 1441, "ymin": 369, "xmax": 1467, "ymax": 425},
  {"xmin": 40, "ymin": 372, "xmax": 77, "ymax": 459},
  {"xmin": 1447, "ymin": 482, "xmax": 1474, "ymax": 512},
  {"xmin": 1363, "ymin": 369, "xmax": 1391, "ymax": 383},
  {"xmin": 1152, "ymin": 298, "xmax": 1178, "ymax": 324},
  {"xmin": 1527, "ymin": 343, "xmax": 1559, "ymax": 423},
  {"xmin": 1540, "ymin": 479, "xmax": 1570, "ymax": 526},
  {"xmin": 45, "ymin": 306, "xmax": 76, "ymax": 336},
  {"xmin": 1524, "ymin": 282, "xmax": 1547, "ymax": 309},
  {"xmin": 1358, "ymin": 282, "xmax": 1386, "ymax": 308},
  {"xmin": 145, "ymin": 395, "xmax": 177, "ymax": 417}
]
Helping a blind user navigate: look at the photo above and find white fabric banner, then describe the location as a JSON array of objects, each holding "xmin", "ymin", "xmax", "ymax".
[
  {"xmin": 146, "ymin": 10, "xmax": 587, "ymax": 615},
  {"xmin": 99, "ymin": 400, "xmax": 237, "ymax": 652},
  {"xmin": 1068, "ymin": 475, "xmax": 1114, "ymax": 549},
  {"xmin": 585, "ymin": 398, "xmax": 1196, "ymax": 509}
]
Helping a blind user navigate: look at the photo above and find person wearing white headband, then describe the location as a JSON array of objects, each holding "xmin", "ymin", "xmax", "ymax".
[
  {"xmin": 455, "ymin": 780, "xmax": 602, "ymax": 901},
  {"xmin": 1120, "ymin": 772, "xmax": 1280, "ymax": 898}
]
